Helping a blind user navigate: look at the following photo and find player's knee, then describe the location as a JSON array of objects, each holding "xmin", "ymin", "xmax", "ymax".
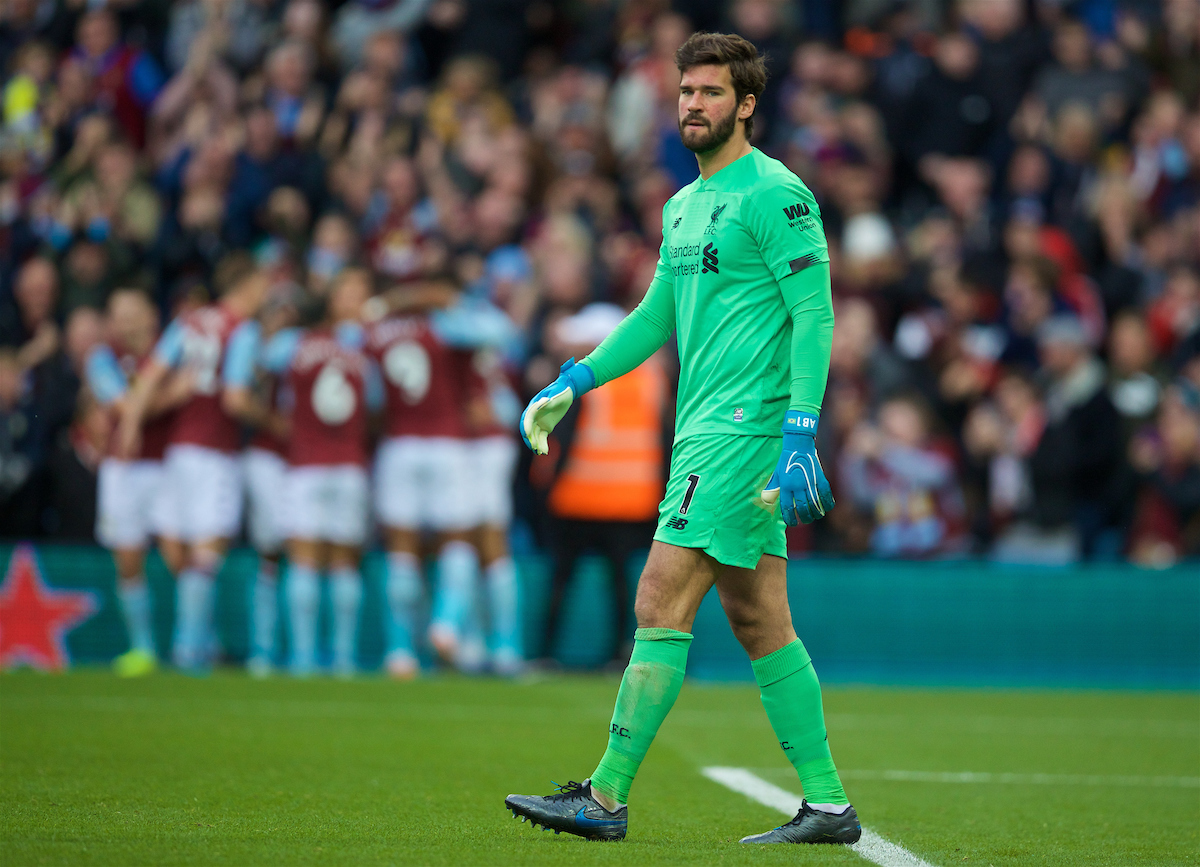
[
  {"xmin": 722, "ymin": 595, "xmax": 767, "ymax": 637},
  {"xmin": 190, "ymin": 546, "xmax": 223, "ymax": 575},
  {"xmin": 633, "ymin": 581, "xmax": 686, "ymax": 629},
  {"xmin": 633, "ymin": 594, "xmax": 662, "ymax": 626}
]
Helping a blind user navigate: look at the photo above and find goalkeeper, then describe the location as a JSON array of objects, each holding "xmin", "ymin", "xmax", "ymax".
[{"xmin": 505, "ymin": 32, "xmax": 859, "ymax": 846}]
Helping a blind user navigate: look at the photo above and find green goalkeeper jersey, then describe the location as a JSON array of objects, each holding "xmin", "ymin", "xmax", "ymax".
[{"xmin": 584, "ymin": 147, "xmax": 833, "ymax": 441}]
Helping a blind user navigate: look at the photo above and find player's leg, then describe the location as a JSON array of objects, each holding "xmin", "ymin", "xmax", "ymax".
[
  {"xmin": 283, "ymin": 466, "xmax": 325, "ymax": 677},
  {"xmin": 474, "ymin": 523, "xmax": 519, "ymax": 675},
  {"xmin": 382, "ymin": 528, "xmax": 423, "ymax": 677},
  {"xmin": 244, "ymin": 449, "xmax": 287, "ymax": 676},
  {"xmin": 247, "ymin": 552, "xmax": 281, "ymax": 677},
  {"xmin": 473, "ymin": 435, "xmax": 522, "ymax": 675},
  {"xmin": 717, "ymin": 555, "xmax": 859, "ymax": 844},
  {"xmin": 506, "ymin": 541, "xmax": 715, "ymax": 839},
  {"xmin": 328, "ymin": 543, "xmax": 362, "ymax": 677},
  {"xmin": 285, "ymin": 537, "xmax": 323, "ymax": 677},
  {"xmin": 97, "ymin": 459, "xmax": 157, "ymax": 676},
  {"xmin": 174, "ymin": 538, "xmax": 227, "ymax": 671},
  {"xmin": 589, "ymin": 541, "xmax": 715, "ymax": 805},
  {"xmin": 325, "ymin": 464, "xmax": 369, "ymax": 678},
  {"xmin": 375, "ymin": 437, "xmax": 425, "ymax": 678},
  {"xmin": 112, "ymin": 546, "xmax": 157, "ymax": 675},
  {"xmin": 157, "ymin": 537, "xmax": 186, "ymax": 577},
  {"xmin": 150, "ymin": 460, "xmax": 184, "ymax": 575},
  {"xmin": 426, "ymin": 438, "xmax": 480, "ymax": 662},
  {"xmin": 170, "ymin": 446, "xmax": 240, "ymax": 671}
]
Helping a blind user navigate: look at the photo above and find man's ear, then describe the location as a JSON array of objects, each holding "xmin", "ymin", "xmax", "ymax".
[{"xmin": 738, "ymin": 93, "xmax": 756, "ymax": 121}]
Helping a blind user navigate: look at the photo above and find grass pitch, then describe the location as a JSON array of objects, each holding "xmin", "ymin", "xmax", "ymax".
[{"xmin": 1, "ymin": 671, "xmax": 1196, "ymax": 866}]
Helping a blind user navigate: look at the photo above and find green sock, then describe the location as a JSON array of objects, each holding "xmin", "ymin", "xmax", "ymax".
[
  {"xmin": 590, "ymin": 627, "xmax": 692, "ymax": 804},
  {"xmin": 752, "ymin": 638, "xmax": 848, "ymax": 805}
]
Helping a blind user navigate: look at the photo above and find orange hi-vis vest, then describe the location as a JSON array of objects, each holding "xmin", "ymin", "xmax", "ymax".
[{"xmin": 548, "ymin": 358, "xmax": 666, "ymax": 522}]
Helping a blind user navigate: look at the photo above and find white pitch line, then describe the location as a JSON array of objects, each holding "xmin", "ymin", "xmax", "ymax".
[
  {"xmin": 835, "ymin": 769, "xmax": 1200, "ymax": 788},
  {"xmin": 702, "ymin": 766, "xmax": 936, "ymax": 867}
]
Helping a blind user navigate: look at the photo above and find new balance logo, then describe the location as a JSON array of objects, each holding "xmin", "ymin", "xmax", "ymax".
[
  {"xmin": 666, "ymin": 516, "xmax": 688, "ymax": 530},
  {"xmin": 701, "ymin": 243, "xmax": 718, "ymax": 274},
  {"xmin": 782, "ymin": 202, "xmax": 810, "ymax": 220},
  {"xmin": 672, "ymin": 216, "xmax": 682, "ymax": 229}
]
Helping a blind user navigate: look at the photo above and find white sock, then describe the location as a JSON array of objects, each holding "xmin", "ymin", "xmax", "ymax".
[
  {"xmin": 118, "ymin": 579, "xmax": 154, "ymax": 655},
  {"xmin": 330, "ymin": 567, "xmax": 362, "ymax": 673},
  {"xmin": 173, "ymin": 568, "xmax": 216, "ymax": 668},
  {"xmin": 385, "ymin": 552, "xmax": 422, "ymax": 658},
  {"xmin": 251, "ymin": 562, "xmax": 278, "ymax": 662},
  {"xmin": 286, "ymin": 564, "xmax": 319, "ymax": 675},
  {"xmin": 430, "ymin": 541, "xmax": 478, "ymax": 636},
  {"xmin": 485, "ymin": 557, "xmax": 521, "ymax": 659},
  {"xmin": 808, "ymin": 802, "xmax": 851, "ymax": 814}
]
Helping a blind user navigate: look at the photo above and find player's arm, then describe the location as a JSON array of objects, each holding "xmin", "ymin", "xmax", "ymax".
[
  {"xmin": 115, "ymin": 319, "xmax": 181, "ymax": 458},
  {"xmin": 780, "ymin": 261, "xmax": 834, "ymax": 416},
  {"xmin": 520, "ymin": 272, "xmax": 676, "ymax": 455},
  {"xmin": 146, "ymin": 370, "xmax": 195, "ymax": 417},
  {"xmin": 85, "ymin": 344, "xmax": 128, "ymax": 408},
  {"xmin": 430, "ymin": 297, "xmax": 518, "ymax": 350},
  {"xmin": 744, "ymin": 188, "xmax": 836, "ymax": 525},
  {"xmin": 238, "ymin": 326, "xmax": 302, "ymax": 440},
  {"xmin": 221, "ymin": 320, "xmax": 274, "ymax": 427},
  {"xmin": 363, "ymin": 279, "xmax": 459, "ymax": 322}
]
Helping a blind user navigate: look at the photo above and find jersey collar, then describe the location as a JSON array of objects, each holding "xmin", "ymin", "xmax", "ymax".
[{"xmin": 696, "ymin": 147, "xmax": 758, "ymax": 190}]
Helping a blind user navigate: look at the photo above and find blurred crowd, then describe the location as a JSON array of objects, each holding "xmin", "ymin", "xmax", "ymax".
[{"xmin": 2, "ymin": 0, "xmax": 1200, "ymax": 569}]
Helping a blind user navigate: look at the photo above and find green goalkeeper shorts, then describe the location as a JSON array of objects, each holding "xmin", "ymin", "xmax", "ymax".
[{"xmin": 653, "ymin": 434, "xmax": 787, "ymax": 569}]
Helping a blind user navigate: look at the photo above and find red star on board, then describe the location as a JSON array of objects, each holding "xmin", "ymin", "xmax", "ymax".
[{"xmin": 0, "ymin": 545, "xmax": 96, "ymax": 671}]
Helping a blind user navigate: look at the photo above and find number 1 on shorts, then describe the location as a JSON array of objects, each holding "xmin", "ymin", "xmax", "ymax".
[{"xmin": 679, "ymin": 473, "xmax": 701, "ymax": 515}]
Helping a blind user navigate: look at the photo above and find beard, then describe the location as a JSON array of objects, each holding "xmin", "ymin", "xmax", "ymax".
[{"xmin": 679, "ymin": 106, "xmax": 739, "ymax": 154}]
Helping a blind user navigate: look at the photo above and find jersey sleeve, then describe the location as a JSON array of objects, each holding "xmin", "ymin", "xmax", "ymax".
[
  {"xmin": 364, "ymin": 359, "xmax": 385, "ymax": 411},
  {"xmin": 153, "ymin": 318, "xmax": 186, "ymax": 367},
  {"xmin": 431, "ymin": 300, "xmax": 517, "ymax": 350},
  {"xmin": 742, "ymin": 176, "xmax": 829, "ymax": 283},
  {"xmin": 582, "ymin": 271, "xmax": 675, "ymax": 387},
  {"xmin": 778, "ymin": 262, "xmax": 834, "ymax": 415},
  {"xmin": 222, "ymin": 320, "xmax": 262, "ymax": 388},
  {"xmin": 260, "ymin": 328, "xmax": 302, "ymax": 374},
  {"xmin": 85, "ymin": 345, "xmax": 127, "ymax": 405}
]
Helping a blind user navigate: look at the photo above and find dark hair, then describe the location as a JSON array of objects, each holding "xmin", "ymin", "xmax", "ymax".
[
  {"xmin": 675, "ymin": 31, "xmax": 768, "ymax": 139},
  {"xmin": 212, "ymin": 251, "xmax": 258, "ymax": 297}
]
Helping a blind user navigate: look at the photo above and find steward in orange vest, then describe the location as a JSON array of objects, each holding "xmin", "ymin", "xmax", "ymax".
[
  {"xmin": 547, "ymin": 357, "xmax": 667, "ymax": 522},
  {"xmin": 537, "ymin": 303, "xmax": 671, "ymax": 667}
]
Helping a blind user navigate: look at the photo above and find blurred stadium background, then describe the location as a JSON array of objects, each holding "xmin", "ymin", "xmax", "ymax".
[
  {"xmin": 1, "ymin": 0, "xmax": 1198, "ymax": 666},
  {"xmin": 1, "ymin": 0, "xmax": 1198, "ymax": 862}
]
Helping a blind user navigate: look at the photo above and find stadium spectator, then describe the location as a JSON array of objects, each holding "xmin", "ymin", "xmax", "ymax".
[
  {"xmin": 1026, "ymin": 314, "xmax": 1126, "ymax": 560},
  {"xmin": 840, "ymin": 393, "xmax": 967, "ymax": 557},
  {"xmin": 905, "ymin": 31, "xmax": 993, "ymax": 164},
  {"xmin": 1127, "ymin": 381, "xmax": 1200, "ymax": 565},
  {"xmin": 69, "ymin": 8, "xmax": 164, "ymax": 148}
]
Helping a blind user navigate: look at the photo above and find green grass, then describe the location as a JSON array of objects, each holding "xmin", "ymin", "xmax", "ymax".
[{"xmin": 1, "ymin": 671, "xmax": 1197, "ymax": 866}]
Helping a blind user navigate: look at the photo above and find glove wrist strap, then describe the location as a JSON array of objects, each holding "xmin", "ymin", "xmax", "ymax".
[
  {"xmin": 562, "ymin": 358, "xmax": 596, "ymax": 399},
  {"xmin": 783, "ymin": 410, "xmax": 819, "ymax": 437}
]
